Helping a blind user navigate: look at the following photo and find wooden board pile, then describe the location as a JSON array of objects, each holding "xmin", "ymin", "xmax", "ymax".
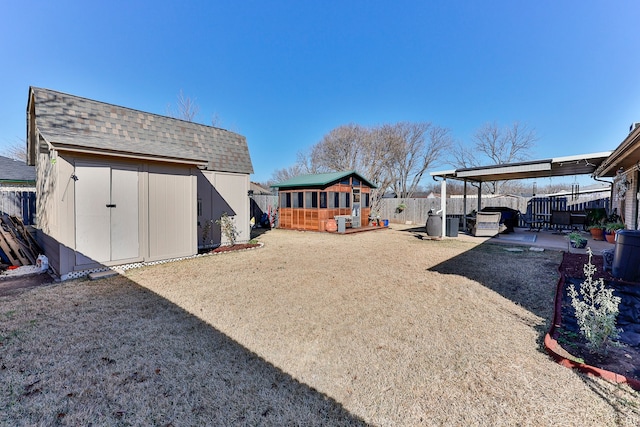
[{"xmin": 0, "ymin": 215, "xmax": 43, "ymax": 268}]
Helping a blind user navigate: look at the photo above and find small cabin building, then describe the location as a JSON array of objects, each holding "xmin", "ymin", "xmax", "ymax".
[{"xmin": 271, "ymin": 171, "xmax": 376, "ymax": 231}]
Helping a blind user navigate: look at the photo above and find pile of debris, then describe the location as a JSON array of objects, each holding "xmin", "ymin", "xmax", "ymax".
[{"xmin": 0, "ymin": 215, "xmax": 43, "ymax": 272}]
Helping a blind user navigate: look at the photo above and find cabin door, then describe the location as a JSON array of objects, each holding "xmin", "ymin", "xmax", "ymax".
[
  {"xmin": 351, "ymin": 187, "xmax": 361, "ymax": 228},
  {"xmin": 75, "ymin": 164, "xmax": 139, "ymax": 264}
]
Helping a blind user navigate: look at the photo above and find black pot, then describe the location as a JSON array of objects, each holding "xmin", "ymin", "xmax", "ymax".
[{"xmin": 570, "ymin": 240, "xmax": 587, "ymax": 249}]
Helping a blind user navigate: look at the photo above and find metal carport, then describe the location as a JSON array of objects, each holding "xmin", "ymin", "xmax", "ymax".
[{"xmin": 429, "ymin": 151, "xmax": 613, "ymax": 237}]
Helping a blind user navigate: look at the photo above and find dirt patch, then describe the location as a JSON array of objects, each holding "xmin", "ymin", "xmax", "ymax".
[{"xmin": 0, "ymin": 273, "xmax": 54, "ymax": 297}]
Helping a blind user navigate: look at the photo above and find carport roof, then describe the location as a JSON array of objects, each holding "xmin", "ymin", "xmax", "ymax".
[{"xmin": 430, "ymin": 151, "xmax": 612, "ymax": 182}]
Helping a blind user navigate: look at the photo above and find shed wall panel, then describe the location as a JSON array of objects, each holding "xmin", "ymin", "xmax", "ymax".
[
  {"xmin": 200, "ymin": 171, "xmax": 250, "ymax": 245},
  {"xmin": 148, "ymin": 165, "xmax": 195, "ymax": 260}
]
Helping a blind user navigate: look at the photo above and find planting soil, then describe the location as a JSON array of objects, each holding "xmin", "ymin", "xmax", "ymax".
[
  {"xmin": 210, "ymin": 242, "xmax": 261, "ymax": 253},
  {"xmin": 553, "ymin": 253, "xmax": 640, "ymax": 388}
]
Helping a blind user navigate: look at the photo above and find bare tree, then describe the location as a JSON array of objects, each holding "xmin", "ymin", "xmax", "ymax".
[
  {"xmin": 383, "ymin": 122, "xmax": 453, "ymax": 199},
  {"xmin": 453, "ymin": 121, "xmax": 538, "ymax": 194},
  {"xmin": 270, "ymin": 163, "xmax": 306, "ymax": 184},
  {"xmin": 308, "ymin": 123, "xmax": 365, "ymax": 172},
  {"xmin": 1, "ymin": 139, "xmax": 27, "ymax": 162},
  {"xmin": 210, "ymin": 112, "xmax": 222, "ymax": 128},
  {"xmin": 166, "ymin": 90, "xmax": 201, "ymax": 122},
  {"xmin": 475, "ymin": 121, "xmax": 536, "ymax": 164}
]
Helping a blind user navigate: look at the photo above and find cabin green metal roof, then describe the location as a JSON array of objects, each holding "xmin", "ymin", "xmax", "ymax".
[{"xmin": 271, "ymin": 171, "xmax": 377, "ymax": 189}]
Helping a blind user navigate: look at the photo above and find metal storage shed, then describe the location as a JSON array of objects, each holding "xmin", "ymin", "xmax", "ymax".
[{"xmin": 27, "ymin": 87, "xmax": 253, "ymax": 279}]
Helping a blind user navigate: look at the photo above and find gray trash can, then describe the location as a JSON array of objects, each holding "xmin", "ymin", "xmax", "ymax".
[
  {"xmin": 446, "ymin": 217, "xmax": 459, "ymax": 237},
  {"xmin": 612, "ymin": 230, "xmax": 640, "ymax": 282},
  {"xmin": 337, "ymin": 217, "xmax": 346, "ymax": 233}
]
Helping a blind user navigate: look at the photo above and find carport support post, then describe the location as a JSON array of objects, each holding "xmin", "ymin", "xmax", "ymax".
[
  {"xmin": 477, "ymin": 182, "xmax": 482, "ymax": 212},
  {"xmin": 463, "ymin": 179, "xmax": 468, "ymax": 230},
  {"xmin": 441, "ymin": 178, "xmax": 447, "ymax": 237}
]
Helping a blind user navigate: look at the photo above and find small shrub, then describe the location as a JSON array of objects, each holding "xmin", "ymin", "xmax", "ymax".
[
  {"xmin": 567, "ymin": 248, "xmax": 622, "ymax": 354},
  {"xmin": 215, "ymin": 213, "xmax": 240, "ymax": 246}
]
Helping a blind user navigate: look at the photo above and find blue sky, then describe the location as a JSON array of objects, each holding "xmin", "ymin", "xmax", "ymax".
[{"xmin": 2, "ymin": 1, "xmax": 640, "ymax": 184}]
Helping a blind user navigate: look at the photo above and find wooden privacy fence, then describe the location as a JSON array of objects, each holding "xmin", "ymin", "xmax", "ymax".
[
  {"xmin": 378, "ymin": 197, "xmax": 526, "ymax": 226},
  {"xmin": 377, "ymin": 195, "xmax": 610, "ymax": 228},
  {"xmin": 255, "ymin": 193, "xmax": 610, "ymax": 230},
  {"xmin": 250, "ymin": 194, "xmax": 278, "ymax": 226},
  {"xmin": 0, "ymin": 188, "xmax": 36, "ymax": 226}
]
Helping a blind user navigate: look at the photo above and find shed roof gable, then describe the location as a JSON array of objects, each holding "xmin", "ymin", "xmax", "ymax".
[{"xmin": 28, "ymin": 87, "xmax": 253, "ymax": 174}]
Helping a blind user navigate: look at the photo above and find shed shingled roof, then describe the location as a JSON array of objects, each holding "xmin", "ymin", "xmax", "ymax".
[{"xmin": 30, "ymin": 87, "xmax": 253, "ymax": 174}]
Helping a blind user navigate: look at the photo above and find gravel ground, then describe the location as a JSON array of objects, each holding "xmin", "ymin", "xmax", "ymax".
[{"xmin": 1, "ymin": 224, "xmax": 639, "ymax": 426}]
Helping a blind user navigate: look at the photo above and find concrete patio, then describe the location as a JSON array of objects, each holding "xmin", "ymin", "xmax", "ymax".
[{"xmin": 456, "ymin": 226, "xmax": 614, "ymax": 255}]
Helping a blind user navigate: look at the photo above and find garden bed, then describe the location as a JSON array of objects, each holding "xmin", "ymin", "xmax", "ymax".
[{"xmin": 547, "ymin": 252, "xmax": 640, "ymax": 390}]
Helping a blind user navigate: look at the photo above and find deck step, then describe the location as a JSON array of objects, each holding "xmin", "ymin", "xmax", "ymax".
[{"xmin": 88, "ymin": 270, "xmax": 119, "ymax": 280}]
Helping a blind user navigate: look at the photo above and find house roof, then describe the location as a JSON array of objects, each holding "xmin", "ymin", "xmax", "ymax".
[
  {"xmin": 28, "ymin": 87, "xmax": 253, "ymax": 174},
  {"xmin": 271, "ymin": 170, "xmax": 377, "ymax": 189},
  {"xmin": 594, "ymin": 124, "xmax": 640, "ymax": 177},
  {"xmin": 0, "ymin": 155, "xmax": 35, "ymax": 184},
  {"xmin": 250, "ymin": 182, "xmax": 273, "ymax": 195},
  {"xmin": 431, "ymin": 151, "xmax": 612, "ymax": 182}
]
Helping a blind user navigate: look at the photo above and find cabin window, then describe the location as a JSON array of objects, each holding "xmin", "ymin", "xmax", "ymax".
[
  {"xmin": 353, "ymin": 178, "xmax": 361, "ymax": 186},
  {"xmin": 340, "ymin": 178, "xmax": 350, "ymax": 185},
  {"xmin": 340, "ymin": 192, "xmax": 351, "ymax": 208},
  {"xmin": 280, "ymin": 192, "xmax": 291, "ymax": 208},
  {"xmin": 320, "ymin": 192, "xmax": 327, "ymax": 208},
  {"xmin": 305, "ymin": 191, "xmax": 318, "ymax": 208},
  {"xmin": 330, "ymin": 192, "xmax": 339, "ymax": 208},
  {"xmin": 292, "ymin": 192, "xmax": 303, "ymax": 208},
  {"xmin": 364, "ymin": 193, "xmax": 370, "ymax": 207}
]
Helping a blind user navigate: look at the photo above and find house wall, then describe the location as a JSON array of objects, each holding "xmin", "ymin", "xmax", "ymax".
[
  {"xmin": 198, "ymin": 170, "xmax": 251, "ymax": 246},
  {"xmin": 619, "ymin": 168, "xmax": 639, "ymax": 229}
]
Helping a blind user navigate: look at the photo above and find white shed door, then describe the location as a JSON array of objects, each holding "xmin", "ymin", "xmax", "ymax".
[{"xmin": 75, "ymin": 165, "xmax": 139, "ymax": 264}]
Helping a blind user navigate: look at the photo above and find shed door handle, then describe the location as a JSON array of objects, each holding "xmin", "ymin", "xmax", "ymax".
[{"xmin": 106, "ymin": 204, "xmax": 116, "ymax": 208}]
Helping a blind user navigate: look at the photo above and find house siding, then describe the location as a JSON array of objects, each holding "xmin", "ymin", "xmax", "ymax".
[{"xmin": 624, "ymin": 168, "xmax": 638, "ymax": 229}]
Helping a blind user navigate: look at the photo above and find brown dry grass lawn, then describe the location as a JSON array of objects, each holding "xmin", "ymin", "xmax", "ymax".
[{"xmin": 2, "ymin": 225, "xmax": 639, "ymax": 426}]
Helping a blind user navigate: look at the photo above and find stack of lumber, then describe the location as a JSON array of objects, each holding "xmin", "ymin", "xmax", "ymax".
[{"xmin": 0, "ymin": 215, "xmax": 43, "ymax": 267}]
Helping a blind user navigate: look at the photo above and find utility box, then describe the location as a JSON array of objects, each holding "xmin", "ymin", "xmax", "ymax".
[
  {"xmin": 446, "ymin": 217, "xmax": 459, "ymax": 237},
  {"xmin": 612, "ymin": 230, "xmax": 640, "ymax": 282}
]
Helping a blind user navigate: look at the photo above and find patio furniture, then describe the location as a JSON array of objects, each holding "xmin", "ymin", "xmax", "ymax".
[
  {"xmin": 520, "ymin": 205, "xmax": 542, "ymax": 231},
  {"xmin": 551, "ymin": 210, "xmax": 589, "ymax": 231},
  {"xmin": 551, "ymin": 210, "xmax": 572, "ymax": 232},
  {"xmin": 480, "ymin": 207, "xmax": 520, "ymax": 233},
  {"xmin": 472, "ymin": 212, "xmax": 501, "ymax": 237}
]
